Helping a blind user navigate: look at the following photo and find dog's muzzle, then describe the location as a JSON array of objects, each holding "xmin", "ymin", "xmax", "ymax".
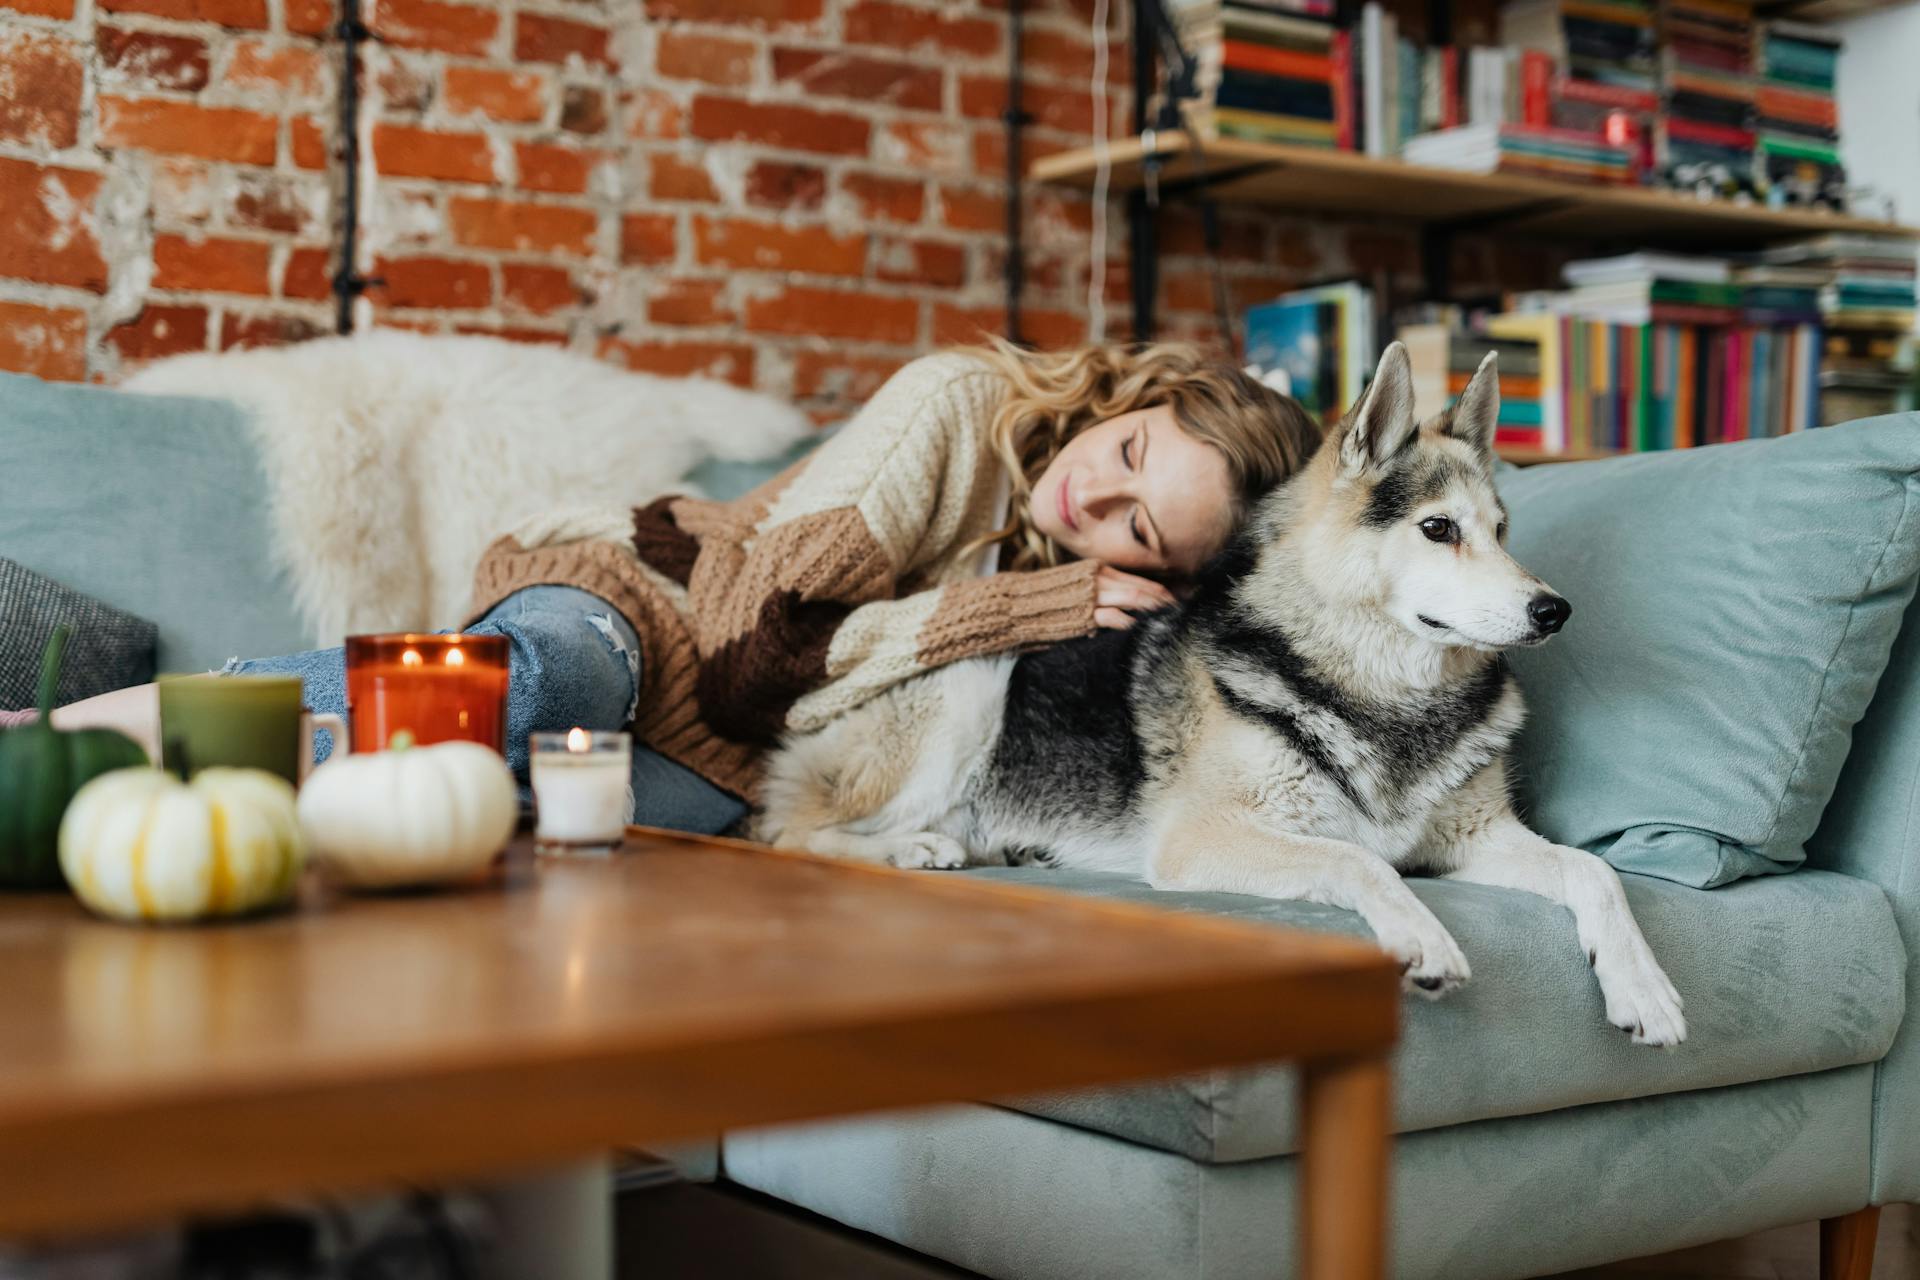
[{"xmin": 1528, "ymin": 594, "xmax": 1572, "ymax": 637}]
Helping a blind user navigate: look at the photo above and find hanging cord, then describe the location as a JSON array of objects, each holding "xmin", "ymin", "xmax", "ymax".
[{"xmin": 1087, "ymin": 0, "xmax": 1112, "ymax": 343}]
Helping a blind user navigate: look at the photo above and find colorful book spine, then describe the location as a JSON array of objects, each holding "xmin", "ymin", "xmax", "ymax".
[
  {"xmin": 1331, "ymin": 30, "xmax": 1355, "ymax": 149},
  {"xmin": 1515, "ymin": 314, "xmax": 1830, "ymax": 454},
  {"xmin": 1522, "ymin": 50, "xmax": 1554, "ymax": 126}
]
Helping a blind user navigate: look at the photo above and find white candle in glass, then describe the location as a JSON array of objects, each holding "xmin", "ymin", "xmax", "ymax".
[{"xmin": 531, "ymin": 728, "xmax": 631, "ymax": 853}]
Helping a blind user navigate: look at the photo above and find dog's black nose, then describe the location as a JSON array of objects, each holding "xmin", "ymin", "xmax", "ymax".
[{"xmin": 1529, "ymin": 594, "xmax": 1571, "ymax": 635}]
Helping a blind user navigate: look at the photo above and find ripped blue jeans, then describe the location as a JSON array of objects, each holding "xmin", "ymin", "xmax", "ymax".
[{"xmin": 230, "ymin": 585, "xmax": 748, "ymax": 836}]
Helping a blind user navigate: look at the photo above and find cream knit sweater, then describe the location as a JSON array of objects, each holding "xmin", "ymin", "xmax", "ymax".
[{"xmin": 467, "ymin": 352, "xmax": 1100, "ymax": 800}]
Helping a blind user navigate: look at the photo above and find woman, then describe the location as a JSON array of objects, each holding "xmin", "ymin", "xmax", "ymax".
[{"xmin": 42, "ymin": 342, "xmax": 1319, "ymax": 835}]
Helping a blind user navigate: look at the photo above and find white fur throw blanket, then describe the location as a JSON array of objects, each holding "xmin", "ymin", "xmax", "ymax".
[{"xmin": 126, "ymin": 331, "xmax": 807, "ymax": 644}]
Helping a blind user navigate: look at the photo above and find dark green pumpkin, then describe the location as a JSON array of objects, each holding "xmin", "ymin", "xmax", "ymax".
[{"xmin": 0, "ymin": 626, "xmax": 149, "ymax": 889}]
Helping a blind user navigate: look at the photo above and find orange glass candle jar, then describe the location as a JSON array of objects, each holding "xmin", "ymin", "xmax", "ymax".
[{"xmin": 343, "ymin": 633, "xmax": 510, "ymax": 754}]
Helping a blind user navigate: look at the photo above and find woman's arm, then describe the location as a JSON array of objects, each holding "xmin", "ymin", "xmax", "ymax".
[
  {"xmin": 683, "ymin": 353, "xmax": 1099, "ymax": 747},
  {"xmin": 771, "ymin": 558, "xmax": 1098, "ymax": 737}
]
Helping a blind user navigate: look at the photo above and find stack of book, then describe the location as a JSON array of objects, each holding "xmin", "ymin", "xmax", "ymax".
[
  {"xmin": 1157, "ymin": 0, "xmax": 1868, "ymax": 223},
  {"xmin": 1754, "ymin": 23, "xmax": 1843, "ymax": 204},
  {"xmin": 1529, "ymin": 315, "xmax": 1819, "ymax": 451},
  {"xmin": 1485, "ymin": 249, "xmax": 1834, "ymax": 452},
  {"xmin": 1357, "ymin": 34, "xmax": 1540, "ymax": 154},
  {"xmin": 1403, "ymin": 121, "xmax": 1634, "ymax": 183},
  {"xmin": 1502, "ymin": 0, "xmax": 1658, "ymax": 162},
  {"xmin": 1761, "ymin": 234, "xmax": 1918, "ymax": 423},
  {"xmin": 1169, "ymin": 0, "xmax": 1344, "ymax": 147},
  {"xmin": 1654, "ymin": 0, "xmax": 1756, "ymax": 188},
  {"xmin": 1733, "ymin": 260, "xmax": 1824, "ymax": 327},
  {"xmin": 1243, "ymin": 282, "xmax": 1377, "ymax": 427},
  {"xmin": 1353, "ymin": 2, "xmax": 1429, "ymax": 156},
  {"xmin": 1763, "ymin": 234, "xmax": 1917, "ymax": 330},
  {"xmin": 1401, "ymin": 320, "xmax": 1555, "ymax": 451},
  {"xmin": 1560, "ymin": 252, "xmax": 1743, "ymax": 323},
  {"xmin": 1818, "ymin": 330, "xmax": 1918, "ymax": 424}
]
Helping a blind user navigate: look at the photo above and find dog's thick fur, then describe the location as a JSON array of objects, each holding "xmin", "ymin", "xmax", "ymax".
[
  {"xmin": 126, "ymin": 331, "xmax": 807, "ymax": 643},
  {"xmin": 757, "ymin": 343, "xmax": 1686, "ymax": 1046}
]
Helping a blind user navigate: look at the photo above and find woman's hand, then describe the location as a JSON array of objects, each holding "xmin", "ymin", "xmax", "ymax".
[{"xmin": 1094, "ymin": 565, "xmax": 1179, "ymax": 630}]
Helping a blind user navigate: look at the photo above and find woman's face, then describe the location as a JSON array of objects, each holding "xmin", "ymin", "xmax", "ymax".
[{"xmin": 1029, "ymin": 404, "xmax": 1235, "ymax": 577}]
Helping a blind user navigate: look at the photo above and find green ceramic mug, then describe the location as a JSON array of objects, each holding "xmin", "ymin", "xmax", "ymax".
[{"xmin": 158, "ymin": 674, "xmax": 345, "ymax": 786}]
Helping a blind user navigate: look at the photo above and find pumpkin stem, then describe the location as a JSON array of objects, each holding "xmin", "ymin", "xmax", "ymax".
[
  {"xmin": 35, "ymin": 625, "xmax": 69, "ymax": 718},
  {"xmin": 389, "ymin": 729, "xmax": 416, "ymax": 751},
  {"xmin": 167, "ymin": 736, "xmax": 192, "ymax": 782}
]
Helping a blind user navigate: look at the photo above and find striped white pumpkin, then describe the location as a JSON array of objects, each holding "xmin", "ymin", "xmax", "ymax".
[{"xmin": 59, "ymin": 767, "xmax": 304, "ymax": 922}]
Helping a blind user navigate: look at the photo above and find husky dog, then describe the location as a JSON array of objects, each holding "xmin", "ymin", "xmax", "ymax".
[{"xmin": 757, "ymin": 343, "xmax": 1686, "ymax": 1046}]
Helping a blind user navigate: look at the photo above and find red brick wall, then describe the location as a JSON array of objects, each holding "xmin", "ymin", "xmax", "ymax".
[
  {"xmin": 0, "ymin": 0, "xmax": 336, "ymax": 380},
  {"xmin": 352, "ymin": 0, "xmax": 1151, "ymax": 418},
  {"xmin": 0, "ymin": 0, "xmax": 1558, "ymax": 411}
]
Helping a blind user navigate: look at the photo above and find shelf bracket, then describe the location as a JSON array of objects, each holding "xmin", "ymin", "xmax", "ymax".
[{"xmin": 1156, "ymin": 159, "xmax": 1290, "ymax": 202}]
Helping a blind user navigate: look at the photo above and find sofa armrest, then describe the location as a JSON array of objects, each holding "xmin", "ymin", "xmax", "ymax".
[{"xmin": 1807, "ymin": 595, "xmax": 1920, "ymax": 1204}]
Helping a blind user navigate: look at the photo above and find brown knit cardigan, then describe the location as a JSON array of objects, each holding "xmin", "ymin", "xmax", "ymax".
[{"xmin": 466, "ymin": 352, "xmax": 1101, "ymax": 800}]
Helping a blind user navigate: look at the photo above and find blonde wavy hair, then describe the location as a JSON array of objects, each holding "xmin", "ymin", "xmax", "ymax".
[{"xmin": 969, "ymin": 338, "xmax": 1320, "ymax": 572}]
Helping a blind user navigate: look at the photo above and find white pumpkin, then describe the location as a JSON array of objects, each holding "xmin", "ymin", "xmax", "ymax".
[
  {"xmin": 297, "ymin": 738, "xmax": 517, "ymax": 888},
  {"xmin": 59, "ymin": 767, "xmax": 305, "ymax": 923}
]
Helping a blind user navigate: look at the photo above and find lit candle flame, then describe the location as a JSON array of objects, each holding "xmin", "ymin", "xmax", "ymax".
[
  {"xmin": 401, "ymin": 648, "xmax": 423, "ymax": 667},
  {"xmin": 567, "ymin": 727, "xmax": 590, "ymax": 753},
  {"xmin": 444, "ymin": 647, "xmax": 465, "ymax": 667}
]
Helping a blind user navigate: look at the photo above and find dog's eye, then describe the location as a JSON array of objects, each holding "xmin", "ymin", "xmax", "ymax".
[
  {"xmin": 1419, "ymin": 516, "xmax": 1454, "ymax": 543},
  {"xmin": 1496, "ymin": 522, "xmax": 1508, "ymax": 542}
]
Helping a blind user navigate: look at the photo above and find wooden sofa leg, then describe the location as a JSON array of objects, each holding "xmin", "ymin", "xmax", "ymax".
[{"xmin": 1819, "ymin": 1205, "xmax": 1881, "ymax": 1280}]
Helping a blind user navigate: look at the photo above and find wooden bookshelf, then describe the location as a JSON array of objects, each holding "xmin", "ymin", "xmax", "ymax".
[{"xmin": 1031, "ymin": 133, "xmax": 1919, "ymax": 247}]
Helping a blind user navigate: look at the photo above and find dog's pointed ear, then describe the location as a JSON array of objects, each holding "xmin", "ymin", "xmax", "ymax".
[
  {"xmin": 1339, "ymin": 342, "xmax": 1417, "ymax": 476},
  {"xmin": 1445, "ymin": 350, "xmax": 1500, "ymax": 455}
]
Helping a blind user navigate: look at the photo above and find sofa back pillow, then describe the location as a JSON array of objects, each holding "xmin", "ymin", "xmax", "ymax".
[
  {"xmin": 0, "ymin": 372, "xmax": 308, "ymax": 675},
  {"xmin": 1498, "ymin": 413, "xmax": 1920, "ymax": 888}
]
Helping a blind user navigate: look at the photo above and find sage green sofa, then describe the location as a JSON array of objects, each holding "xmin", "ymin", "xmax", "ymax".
[
  {"xmin": 720, "ymin": 424, "xmax": 1920, "ymax": 1280},
  {"xmin": 7, "ymin": 366, "xmax": 1914, "ymax": 1280}
]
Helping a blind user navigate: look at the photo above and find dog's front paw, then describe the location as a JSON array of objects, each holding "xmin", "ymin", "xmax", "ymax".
[
  {"xmin": 1379, "ymin": 918, "xmax": 1472, "ymax": 999},
  {"xmin": 885, "ymin": 833, "xmax": 969, "ymax": 871},
  {"xmin": 1594, "ymin": 948, "xmax": 1687, "ymax": 1047}
]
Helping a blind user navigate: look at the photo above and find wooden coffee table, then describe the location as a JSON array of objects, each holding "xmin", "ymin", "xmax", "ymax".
[{"xmin": 0, "ymin": 828, "xmax": 1399, "ymax": 1278}]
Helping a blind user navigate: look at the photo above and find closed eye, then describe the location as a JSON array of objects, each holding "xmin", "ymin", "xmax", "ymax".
[
  {"xmin": 1129, "ymin": 509, "xmax": 1149, "ymax": 547},
  {"xmin": 1121, "ymin": 434, "xmax": 1135, "ymax": 469}
]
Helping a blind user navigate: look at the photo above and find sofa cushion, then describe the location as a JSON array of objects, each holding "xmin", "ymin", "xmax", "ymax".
[
  {"xmin": 0, "ymin": 559, "xmax": 158, "ymax": 709},
  {"xmin": 727, "ymin": 1067, "xmax": 1875, "ymax": 1280},
  {"xmin": 966, "ymin": 865, "xmax": 1905, "ymax": 1163},
  {"xmin": 1498, "ymin": 415, "xmax": 1920, "ymax": 887},
  {"xmin": 0, "ymin": 372, "xmax": 309, "ymax": 675}
]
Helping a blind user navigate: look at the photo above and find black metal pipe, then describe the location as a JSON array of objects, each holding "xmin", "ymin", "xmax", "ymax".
[
  {"xmin": 1129, "ymin": 0, "xmax": 1157, "ymax": 341},
  {"xmin": 1004, "ymin": 0, "xmax": 1026, "ymax": 345},
  {"xmin": 1129, "ymin": 190, "xmax": 1155, "ymax": 342},
  {"xmin": 333, "ymin": 0, "xmax": 368, "ymax": 335}
]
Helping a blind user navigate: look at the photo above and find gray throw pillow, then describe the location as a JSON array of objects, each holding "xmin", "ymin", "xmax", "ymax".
[{"xmin": 0, "ymin": 559, "xmax": 158, "ymax": 709}]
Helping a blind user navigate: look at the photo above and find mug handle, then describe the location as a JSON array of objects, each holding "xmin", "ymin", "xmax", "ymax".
[{"xmin": 300, "ymin": 712, "xmax": 349, "ymax": 783}]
